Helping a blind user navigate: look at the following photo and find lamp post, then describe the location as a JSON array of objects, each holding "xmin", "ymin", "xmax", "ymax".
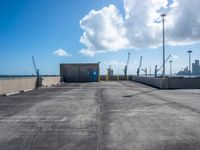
[
  {"xmin": 187, "ymin": 50, "xmax": 192, "ymax": 77},
  {"xmin": 169, "ymin": 60, "xmax": 173, "ymax": 77},
  {"xmin": 161, "ymin": 13, "xmax": 166, "ymax": 77}
]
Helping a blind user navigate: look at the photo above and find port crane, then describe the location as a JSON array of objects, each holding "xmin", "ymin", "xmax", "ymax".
[
  {"xmin": 155, "ymin": 55, "xmax": 171, "ymax": 77},
  {"xmin": 137, "ymin": 56, "xmax": 142, "ymax": 76},
  {"xmin": 32, "ymin": 56, "xmax": 39, "ymax": 78},
  {"xmin": 136, "ymin": 56, "xmax": 147, "ymax": 76},
  {"xmin": 124, "ymin": 52, "xmax": 130, "ymax": 77},
  {"xmin": 141, "ymin": 67, "xmax": 147, "ymax": 77}
]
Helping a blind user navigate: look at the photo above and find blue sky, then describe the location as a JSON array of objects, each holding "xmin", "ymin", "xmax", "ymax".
[{"xmin": 0, "ymin": 0, "xmax": 200, "ymax": 75}]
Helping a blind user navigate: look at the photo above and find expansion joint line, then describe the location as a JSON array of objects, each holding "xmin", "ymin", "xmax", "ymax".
[{"xmin": 96, "ymin": 89, "xmax": 103, "ymax": 150}]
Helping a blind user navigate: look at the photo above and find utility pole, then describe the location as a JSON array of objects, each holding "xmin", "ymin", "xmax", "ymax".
[
  {"xmin": 187, "ymin": 50, "xmax": 192, "ymax": 77},
  {"xmin": 161, "ymin": 13, "xmax": 166, "ymax": 77},
  {"xmin": 169, "ymin": 60, "xmax": 173, "ymax": 77}
]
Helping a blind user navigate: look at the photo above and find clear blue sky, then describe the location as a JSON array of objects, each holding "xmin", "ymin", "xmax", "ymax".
[{"xmin": 0, "ymin": 0, "xmax": 200, "ymax": 75}]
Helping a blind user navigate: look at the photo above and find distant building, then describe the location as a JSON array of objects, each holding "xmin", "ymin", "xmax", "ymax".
[
  {"xmin": 177, "ymin": 66, "xmax": 191, "ymax": 75},
  {"xmin": 107, "ymin": 66, "xmax": 113, "ymax": 76},
  {"xmin": 192, "ymin": 60, "xmax": 200, "ymax": 75}
]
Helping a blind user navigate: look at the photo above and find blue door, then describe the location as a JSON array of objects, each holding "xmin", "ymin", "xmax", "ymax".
[{"xmin": 90, "ymin": 70, "xmax": 98, "ymax": 82}]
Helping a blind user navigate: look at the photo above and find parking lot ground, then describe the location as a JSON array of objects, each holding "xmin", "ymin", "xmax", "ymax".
[{"xmin": 0, "ymin": 81, "xmax": 200, "ymax": 150}]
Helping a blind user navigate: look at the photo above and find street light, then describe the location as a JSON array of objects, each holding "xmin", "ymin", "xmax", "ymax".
[
  {"xmin": 169, "ymin": 60, "xmax": 173, "ymax": 77},
  {"xmin": 187, "ymin": 50, "xmax": 192, "ymax": 77},
  {"xmin": 161, "ymin": 13, "xmax": 166, "ymax": 77}
]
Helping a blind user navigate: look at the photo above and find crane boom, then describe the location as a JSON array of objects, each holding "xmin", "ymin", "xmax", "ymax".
[
  {"xmin": 157, "ymin": 55, "xmax": 171, "ymax": 72},
  {"xmin": 137, "ymin": 56, "xmax": 142, "ymax": 76},
  {"xmin": 126, "ymin": 52, "xmax": 130, "ymax": 69},
  {"xmin": 32, "ymin": 56, "xmax": 39, "ymax": 78},
  {"xmin": 141, "ymin": 67, "xmax": 147, "ymax": 77},
  {"xmin": 155, "ymin": 55, "xmax": 171, "ymax": 77},
  {"xmin": 32, "ymin": 56, "xmax": 37, "ymax": 73},
  {"xmin": 139, "ymin": 56, "xmax": 142, "ymax": 70}
]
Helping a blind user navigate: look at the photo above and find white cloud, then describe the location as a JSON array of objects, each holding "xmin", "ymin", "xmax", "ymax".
[
  {"xmin": 123, "ymin": 0, "xmax": 169, "ymax": 48},
  {"xmin": 79, "ymin": 0, "xmax": 200, "ymax": 56},
  {"xmin": 79, "ymin": 5, "xmax": 129, "ymax": 56},
  {"xmin": 53, "ymin": 49, "xmax": 71, "ymax": 57},
  {"xmin": 171, "ymin": 54, "xmax": 179, "ymax": 60},
  {"xmin": 104, "ymin": 60, "xmax": 126, "ymax": 67},
  {"xmin": 167, "ymin": 0, "xmax": 200, "ymax": 45}
]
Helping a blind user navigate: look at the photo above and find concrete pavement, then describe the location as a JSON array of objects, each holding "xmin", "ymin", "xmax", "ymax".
[{"xmin": 0, "ymin": 81, "xmax": 200, "ymax": 150}]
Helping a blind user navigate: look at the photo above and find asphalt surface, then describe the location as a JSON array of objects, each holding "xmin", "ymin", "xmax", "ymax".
[{"xmin": 0, "ymin": 81, "xmax": 200, "ymax": 150}]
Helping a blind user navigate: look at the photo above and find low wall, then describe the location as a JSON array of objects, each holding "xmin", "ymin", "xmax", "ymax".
[
  {"xmin": 38, "ymin": 76, "xmax": 62, "ymax": 87},
  {"xmin": 132, "ymin": 76, "xmax": 164, "ymax": 88},
  {"xmin": 167, "ymin": 77, "xmax": 200, "ymax": 89},
  {"xmin": 0, "ymin": 77, "xmax": 37, "ymax": 95},
  {"xmin": 132, "ymin": 76, "xmax": 200, "ymax": 89},
  {"xmin": 0, "ymin": 76, "xmax": 62, "ymax": 95}
]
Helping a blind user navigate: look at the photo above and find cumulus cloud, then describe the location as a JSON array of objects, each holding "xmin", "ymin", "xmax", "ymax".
[
  {"xmin": 104, "ymin": 60, "xmax": 126, "ymax": 67},
  {"xmin": 167, "ymin": 0, "xmax": 200, "ymax": 45},
  {"xmin": 79, "ymin": 0, "xmax": 200, "ymax": 56},
  {"xmin": 79, "ymin": 4, "xmax": 129, "ymax": 57},
  {"xmin": 53, "ymin": 49, "xmax": 71, "ymax": 57}
]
